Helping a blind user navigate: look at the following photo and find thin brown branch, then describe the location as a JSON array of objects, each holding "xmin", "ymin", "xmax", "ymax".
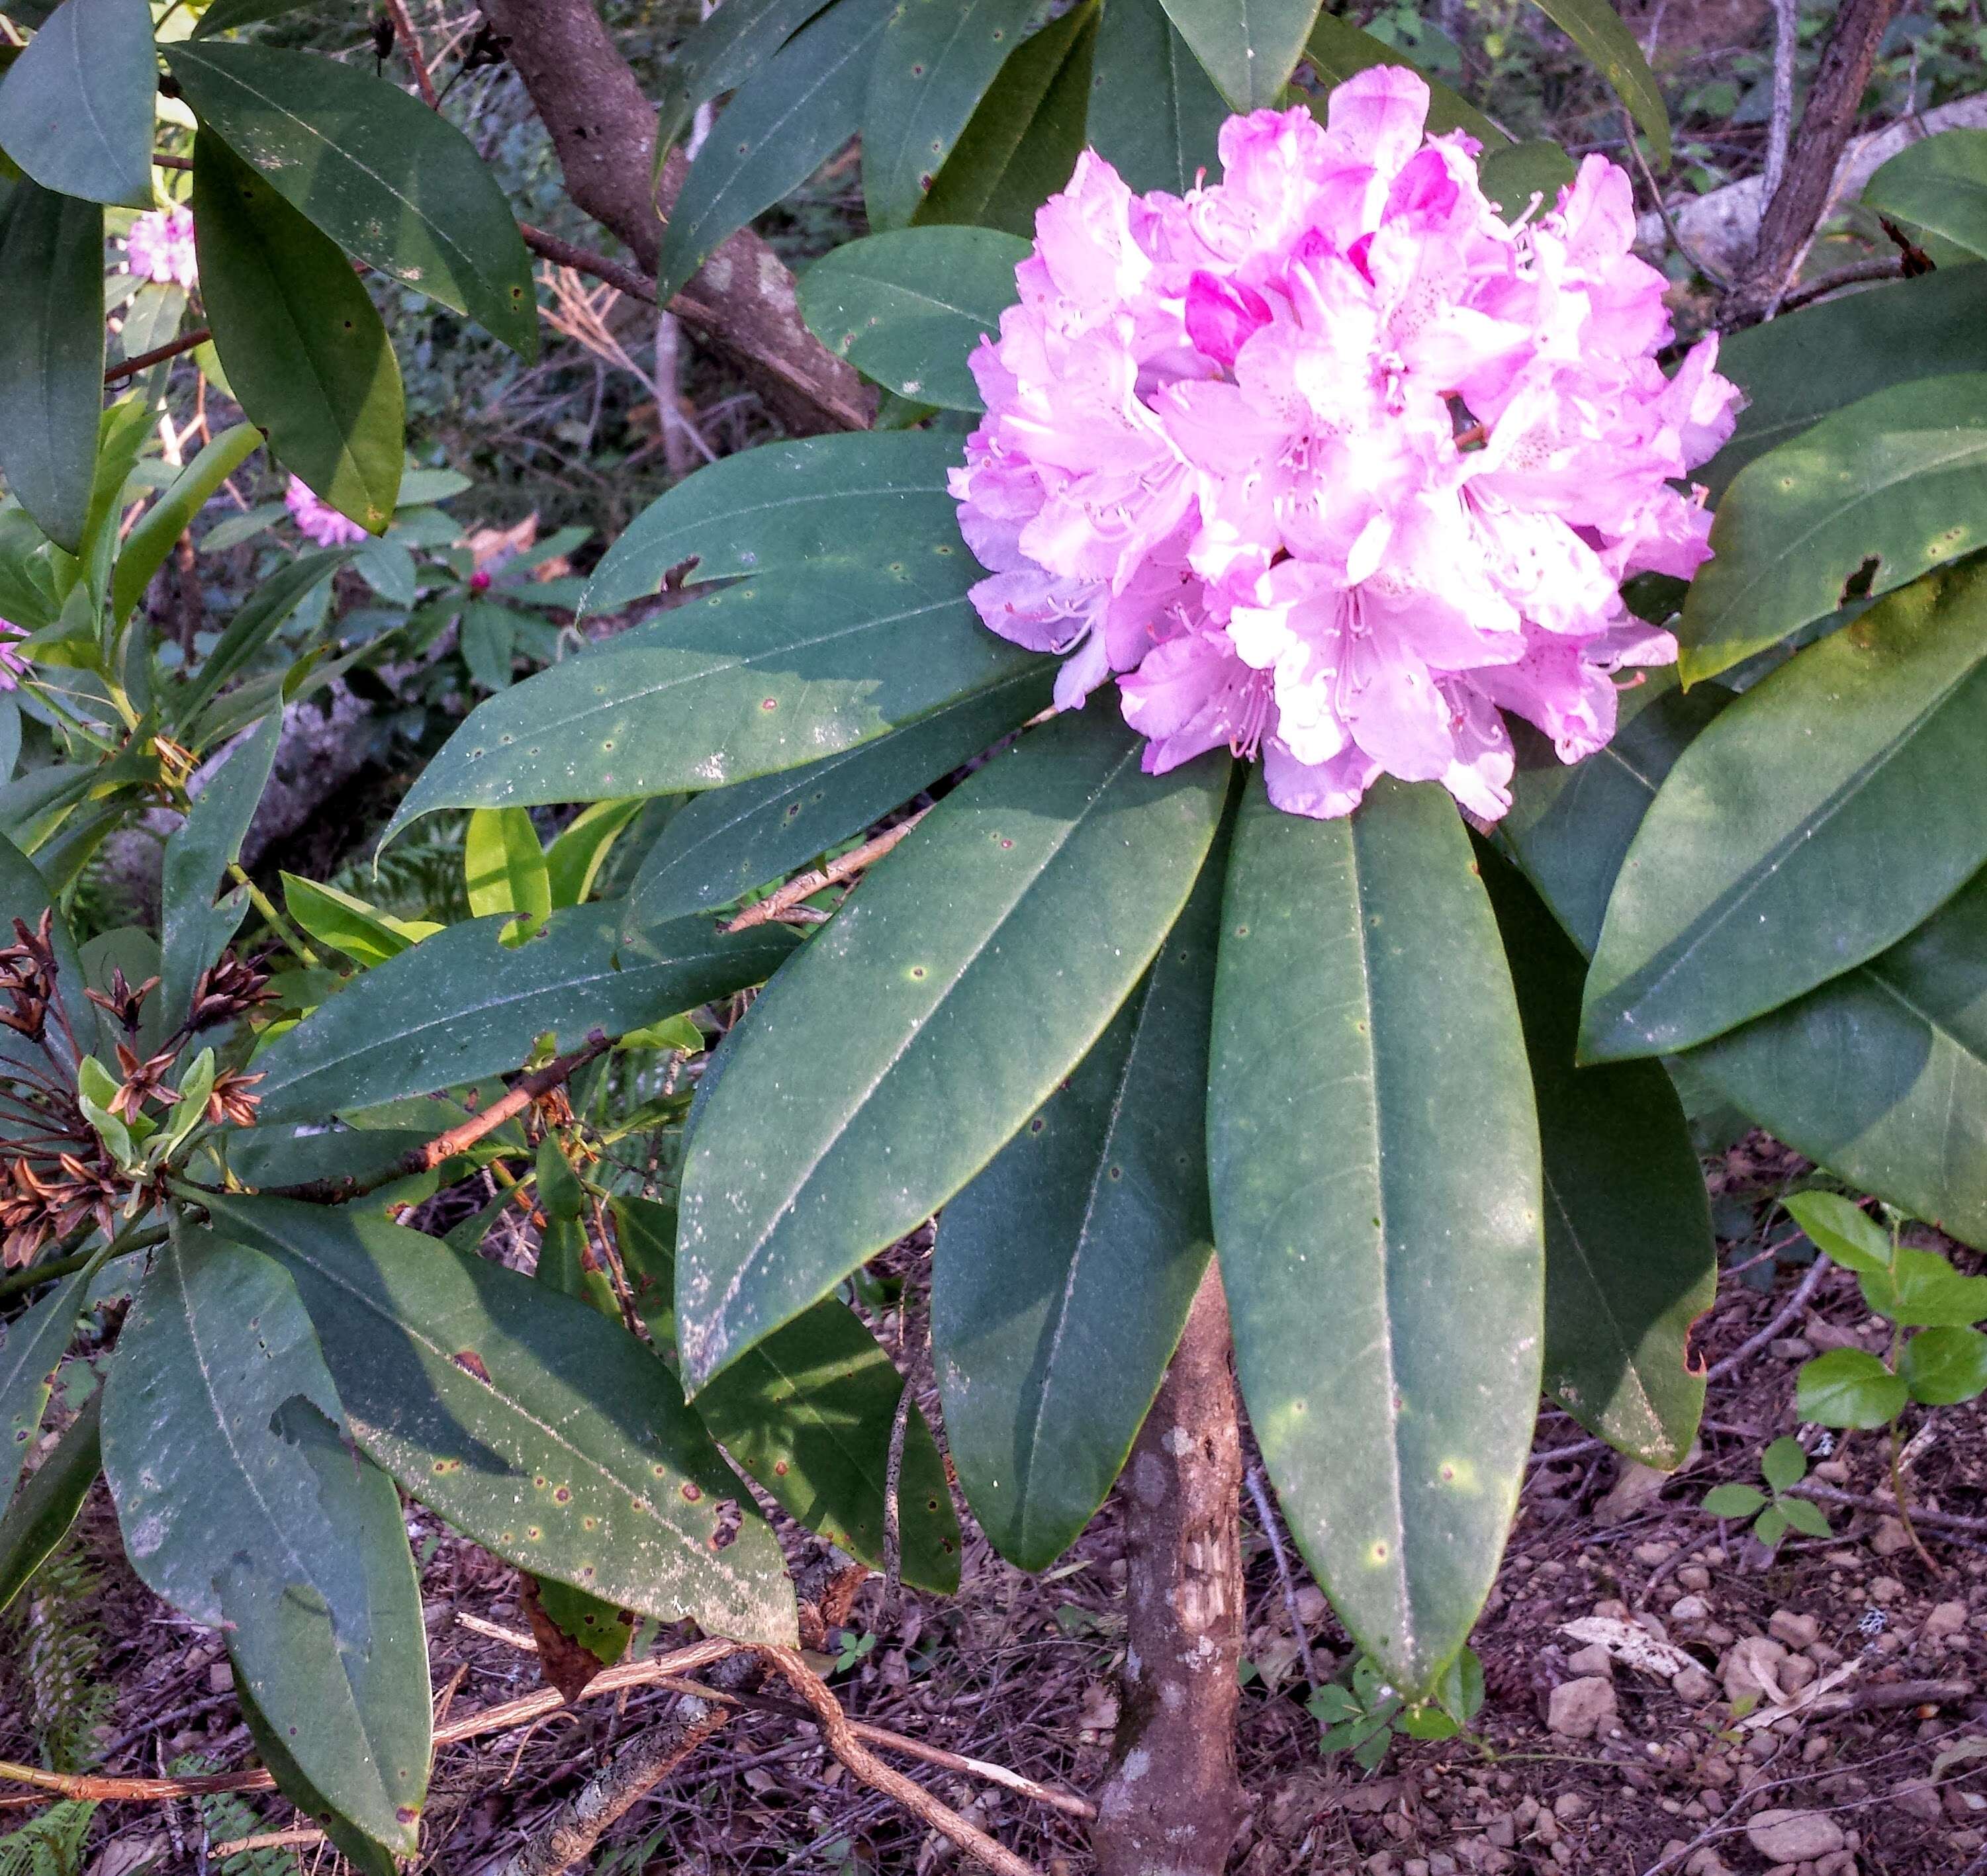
[
  {"xmin": 1705, "ymin": 1253, "xmax": 1831, "ymax": 1383},
  {"xmin": 105, "ymin": 328, "xmax": 212, "ymax": 385},
  {"xmin": 382, "ymin": 0, "xmax": 441, "ymax": 108},
  {"xmin": 1777, "ymin": 256, "xmax": 1909, "ymax": 312},
  {"xmin": 1793, "ymin": 1478, "xmax": 1987, "ymax": 1538},
  {"xmin": 520, "ymin": 224, "xmax": 657, "ymax": 305},
  {"xmin": 723, "ymin": 811, "xmax": 930, "ymax": 934},
  {"xmin": 152, "ymin": 152, "xmax": 193, "ymax": 171}
]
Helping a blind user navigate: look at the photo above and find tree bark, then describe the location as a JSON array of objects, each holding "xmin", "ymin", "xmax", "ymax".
[
  {"xmin": 477, "ymin": 0, "xmax": 872, "ymax": 434},
  {"xmin": 1093, "ymin": 1265, "xmax": 1248, "ymax": 1876},
  {"xmin": 1722, "ymin": 0, "xmax": 1901, "ymax": 325}
]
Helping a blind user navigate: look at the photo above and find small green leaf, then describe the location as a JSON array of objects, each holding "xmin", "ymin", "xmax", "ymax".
[
  {"xmin": 1872, "ymin": 1247, "xmax": 1987, "ymax": 1328},
  {"xmin": 863, "ymin": 0, "xmax": 1039, "ymax": 229},
  {"xmin": 653, "ymin": 0, "xmax": 837, "ymax": 158},
  {"xmin": 1087, "ymin": 0, "xmax": 1226, "ymax": 195},
  {"xmin": 0, "ymin": 1260, "xmax": 93, "ymax": 1497},
  {"xmin": 543, "ymin": 799, "xmax": 644, "ymax": 910},
  {"xmin": 800, "ymin": 226, "xmax": 1027, "ymax": 412},
  {"xmin": 1751, "ymin": 1502, "xmax": 1790, "ymax": 1548},
  {"xmin": 0, "ymin": 1394, "xmax": 100, "ymax": 1618},
  {"xmin": 1780, "ymin": 1191, "xmax": 1890, "ymax": 1278},
  {"xmin": 1583, "ymin": 558, "xmax": 1987, "ymax": 1061},
  {"xmin": 113, "ymin": 424, "xmax": 264, "ymax": 627},
  {"xmin": 1760, "ymin": 1435, "xmax": 1808, "ymax": 1494},
  {"xmin": 464, "ymin": 806, "xmax": 552, "ymax": 926},
  {"xmin": 1901, "ymin": 1325, "xmax": 1987, "ymax": 1405},
  {"xmin": 251, "ymin": 901, "xmax": 796, "ymax": 1122},
  {"xmin": 677, "ymin": 713, "xmax": 1228, "ymax": 1392},
  {"xmin": 197, "ymin": 1192, "xmax": 799, "ymax": 1645},
  {"xmin": 281, "ymin": 873, "xmax": 430, "ymax": 969},
  {"xmin": 1702, "ymin": 1482, "xmax": 1766, "ymax": 1519},
  {"xmin": 1158, "ymin": 0, "xmax": 1322, "ymax": 111},
  {"xmin": 0, "ymin": 0, "xmax": 154, "ymax": 207},
  {"xmin": 0, "ymin": 181, "xmax": 105, "ymax": 553},
  {"xmin": 165, "ymin": 40, "xmax": 537, "ymax": 355},
  {"xmin": 192, "ymin": 132, "xmax": 404, "ymax": 533},
  {"xmin": 159, "ymin": 710, "xmax": 280, "ymax": 1031},
  {"xmin": 1863, "ymin": 129, "xmax": 1987, "ymax": 261},
  {"xmin": 1780, "ymin": 1496, "xmax": 1832, "ymax": 1539},
  {"xmin": 1796, "ymin": 1348, "xmax": 1909, "ymax": 1429}
]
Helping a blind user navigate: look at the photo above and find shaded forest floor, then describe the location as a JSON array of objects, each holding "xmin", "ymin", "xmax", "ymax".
[{"xmin": 8, "ymin": 1133, "xmax": 1987, "ymax": 1876}]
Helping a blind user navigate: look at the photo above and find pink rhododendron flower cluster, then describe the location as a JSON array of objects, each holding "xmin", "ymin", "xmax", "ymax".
[
  {"xmin": 0, "ymin": 620, "xmax": 27, "ymax": 692},
  {"xmin": 285, "ymin": 476, "xmax": 371, "ymax": 548},
  {"xmin": 125, "ymin": 206, "xmax": 199, "ymax": 290},
  {"xmin": 949, "ymin": 67, "xmax": 1741, "ymax": 821}
]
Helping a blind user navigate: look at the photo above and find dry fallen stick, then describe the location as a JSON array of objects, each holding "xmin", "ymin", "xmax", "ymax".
[
  {"xmin": 455, "ymin": 1613, "xmax": 1097, "ymax": 1821},
  {"xmin": 723, "ymin": 811, "xmax": 931, "ymax": 933}
]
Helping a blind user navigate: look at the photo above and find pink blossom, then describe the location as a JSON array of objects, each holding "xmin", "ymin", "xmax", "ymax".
[
  {"xmin": 125, "ymin": 206, "xmax": 199, "ymax": 290},
  {"xmin": 285, "ymin": 476, "xmax": 371, "ymax": 548},
  {"xmin": 0, "ymin": 620, "xmax": 28, "ymax": 692},
  {"xmin": 949, "ymin": 69, "xmax": 1742, "ymax": 821}
]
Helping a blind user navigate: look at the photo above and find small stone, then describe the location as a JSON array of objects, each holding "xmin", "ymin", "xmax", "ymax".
[
  {"xmin": 1673, "ymin": 1666, "xmax": 1719, "ymax": 1704},
  {"xmin": 1363, "ymin": 1856, "xmax": 1398, "ymax": 1876},
  {"xmin": 1597, "ymin": 1460, "xmax": 1673, "ymax": 1524},
  {"xmin": 1769, "ymin": 1610, "xmax": 1821, "ymax": 1648},
  {"xmin": 1535, "ymin": 1810, "xmax": 1559, "ymax": 1846},
  {"xmin": 1671, "ymin": 1595, "xmax": 1711, "ymax": 1622},
  {"xmin": 1683, "ymin": 1853, "xmax": 1732, "ymax": 1876},
  {"xmin": 1428, "ymin": 1855, "xmax": 1457, "ymax": 1876},
  {"xmin": 1779, "ymin": 1655, "xmax": 1818, "ymax": 1693},
  {"xmin": 1294, "ymin": 1584, "xmax": 1328, "ymax": 1625},
  {"xmin": 1805, "ymin": 1316, "xmax": 1865, "ymax": 1353},
  {"xmin": 1549, "ymin": 1844, "xmax": 1574, "ymax": 1867},
  {"xmin": 1486, "ymin": 1816, "xmax": 1516, "ymax": 1849},
  {"xmin": 1679, "ymin": 1565, "xmax": 1712, "ymax": 1591},
  {"xmin": 1567, "ymin": 1644, "xmax": 1615, "ymax": 1677},
  {"xmin": 1403, "ymin": 1861, "xmax": 1430, "ymax": 1876},
  {"xmin": 1634, "ymin": 1541, "xmax": 1677, "ymax": 1566},
  {"xmin": 1814, "ymin": 1460, "xmax": 1850, "ymax": 1482},
  {"xmin": 1548, "ymin": 1677, "xmax": 1618, "ymax": 1739},
  {"xmin": 1867, "ymin": 1576, "xmax": 1904, "ymax": 1602},
  {"xmin": 1769, "ymin": 1337, "xmax": 1814, "ymax": 1360},
  {"xmin": 1815, "ymin": 1855, "xmax": 1859, "ymax": 1876},
  {"xmin": 1895, "ymin": 1781, "xmax": 1946, "ymax": 1824},
  {"xmin": 1746, "ymin": 1810, "xmax": 1846, "ymax": 1862},
  {"xmin": 206, "ymin": 1661, "xmax": 233, "ymax": 1695},
  {"xmin": 1722, "ymin": 1634, "xmax": 1788, "ymax": 1705},
  {"xmin": 1553, "ymin": 1794, "xmax": 1591, "ymax": 1822},
  {"xmin": 1872, "ymin": 1518, "xmax": 1912, "ymax": 1558},
  {"xmin": 1924, "ymin": 1600, "xmax": 1969, "ymax": 1639}
]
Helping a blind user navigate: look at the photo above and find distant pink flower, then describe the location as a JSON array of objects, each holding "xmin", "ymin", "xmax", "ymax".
[
  {"xmin": 950, "ymin": 69, "xmax": 1742, "ymax": 822},
  {"xmin": 125, "ymin": 206, "xmax": 199, "ymax": 290},
  {"xmin": 0, "ymin": 620, "xmax": 28, "ymax": 692},
  {"xmin": 285, "ymin": 476, "xmax": 370, "ymax": 548}
]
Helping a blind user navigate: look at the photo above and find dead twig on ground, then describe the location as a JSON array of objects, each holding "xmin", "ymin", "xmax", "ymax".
[
  {"xmin": 1706, "ymin": 1255, "xmax": 1832, "ymax": 1384},
  {"xmin": 1246, "ymin": 1464, "xmax": 1320, "ymax": 1689}
]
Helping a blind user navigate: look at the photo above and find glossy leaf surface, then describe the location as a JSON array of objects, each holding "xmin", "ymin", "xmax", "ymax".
[
  {"xmin": 1087, "ymin": 0, "xmax": 1227, "ymax": 193},
  {"xmin": 677, "ymin": 713, "xmax": 1228, "ymax": 1391},
  {"xmin": 0, "ymin": 0, "xmax": 154, "ymax": 206},
  {"xmin": 1158, "ymin": 0, "xmax": 1322, "ymax": 110},
  {"xmin": 1862, "ymin": 128, "xmax": 1987, "ymax": 261},
  {"xmin": 0, "ymin": 1261, "xmax": 93, "ymax": 1495},
  {"xmin": 1209, "ymin": 773, "xmax": 1542, "ymax": 1691},
  {"xmin": 0, "ymin": 1395, "xmax": 99, "ymax": 1618},
  {"xmin": 934, "ymin": 838, "xmax": 1223, "ymax": 1569}
]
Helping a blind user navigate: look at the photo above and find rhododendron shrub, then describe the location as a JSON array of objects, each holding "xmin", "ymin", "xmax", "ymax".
[{"xmin": 952, "ymin": 68, "xmax": 1741, "ymax": 820}]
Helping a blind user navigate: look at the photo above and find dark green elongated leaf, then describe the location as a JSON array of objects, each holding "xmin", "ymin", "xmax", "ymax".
[
  {"xmin": 234, "ymin": 1677, "xmax": 396, "ymax": 1876},
  {"xmin": 113, "ymin": 424, "xmax": 263, "ymax": 627},
  {"xmin": 1677, "ymin": 375, "xmax": 1987, "ymax": 684},
  {"xmin": 225, "ymin": 1123, "xmax": 434, "ymax": 1196},
  {"xmin": 656, "ymin": 0, "xmax": 894, "ymax": 304},
  {"xmin": 385, "ymin": 564, "xmax": 1040, "ymax": 838},
  {"xmin": 913, "ymin": 0, "xmax": 1097, "ymax": 236},
  {"xmin": 158, "ymin": 710, "xmax": 279, "ymax": 1031},
  {"xmin": 1700, "ymin": 270, "xmax": 1987, "ymax": 498},
  {"xmin": 1158, "ymin": 0, "xmax": 1320, "ymax": 110},
  {"xmin": 0, "ymin": 1261, "xmax": 93, "ymax": 1495},
  {"xmin": 628, "ymin": 665, "xmax": 1051, "ymax": 925},
  {"xmin": 537, "ymin": 1138, "xmax": 621, "ymax": 1320},
  {"xmin": 800, "ymin": 226, "xmax": 1026, "ymax": 411},
  {"xmin": 173, "ymin": 549, "xmax": 345, "ymax": 729},
  {"xmin": 1583, "ymin": 558, "xmax": 1987, "ymax": 1061},
  {"xmin": 863, "ymin": 0, "xmax": 1040, "ymax": 229},
  {"xmin": 192, "ymin": 132, "xmax": 404, "ymax": 533},
  {"xmin": 1208, "ymin": 772, "xmax": 1542, "ymax": 1692},
  {"xmin": 0, "ymin": 181, "xmax": 105, "ymax": 553},
  {"xmin": 250, "ymin": 901, "xmax": 796, "ymax": 1122},
  {"xmin": 1522, "ymin": 0, "xmax": 1666, "ymax": 165},
  {"xmin": 1087, "ymin": 0, "xmax": 1226, "ymax": 193},
  {"xmin": 677, "ymin": 713, "xmax": 1230, "ymax": 1392},
  {"xmin": 0, "ymin": 1394, "xmax": 99, "ymax": 1618},
  {"xmin": 197, "ymin": 1192, "xmax": 798, "ymax": 1644},
  {"xmin": 1479, "ymin": 139, "xmax": 1575, "ymax": 215},
  {"xmin": 582, "ymin": 431, "xmax": 963, "ymax": 613},
  {"xmin": 654, "ymin": 0, "xmax": 839, "ymax": 157},
  {"xmin": 164, "ymin": 42, "xmax": 537, "ymax": 355},
  {"xmin": 1863, "ymin": 129, "xmax": 1987, "ymax": 261},
  {"xmin": 1301, "ymin": 13, "xmax": 1510, "ymax": 148},
  {"xmin": 1498, "ymin": 670, "xmax": 1732, "ymax": 956},
  {"xmin": 933, "ymin": 830, "xmax": 1223, "ymax": 1570},
  {"xmin": 614, "ymin": 1197, "xmax": 960, "ymax": 1592},
  {"xmin": 192, "ymin": 0, "xmax": 317, "ymax": 34},
  {"xmin": 0, "ymin": 0, "xmax": 154, "ymax": 206},
  {"xmin": 101, "ymin": 1230, "xmax": 429, "ymax": 1852},
  {"xmin": 1479, "ymin": 848, "xmax": 1712, "ymax": 1471}
]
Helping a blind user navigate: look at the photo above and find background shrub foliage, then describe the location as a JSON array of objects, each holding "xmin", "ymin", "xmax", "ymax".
[{"xmin": 0, "ymin": 0, "xmax": 1984, "ymax": 1865}]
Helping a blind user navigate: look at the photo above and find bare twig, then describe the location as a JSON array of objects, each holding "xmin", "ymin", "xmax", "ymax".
[
  {"xmin": 880, "ymin": 1378, "xmax": 913, "ymax": 1630},
  {"xmin": 723, "ymin": 812, "xmax": 930, "ymax": 933},
  {"xmin": 1246, "ymin": 1464, "xmax": 1320, "ymax": 1687},
  {"xmin": 1706, "ymin": 1254, "xmax": 1831, "ymax": 1384},
  {"xmin": 1621, "ymin": 112, "xmax": 1732, "ymax": 289},
  {"xmin": 105, "ymin": 328, "xmax": 212, "ymax": 385},
  {"xmin": 382, "ymin": 0, "xmax": 441, "ymax": 107},
  {"xmin": 1763, "ymin": 0, "xmax": 1798, "ymax": 204},
  {"xmin": 1792, "ymin": 1478, "xmax": 1987, "ymax": 1538},
  {"xmin": 518, "ymin": 224, "xmax": 657, "ymax": 306},
  {"xmin": 1777, "ymin": 256, "xmax": 1909, "ymax": 311}
]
